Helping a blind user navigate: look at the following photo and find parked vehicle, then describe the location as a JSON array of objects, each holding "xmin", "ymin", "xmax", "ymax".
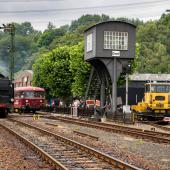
[
  {"xmin": 14, "ymin": 86, "xmax": 45, "ymax": 113},
  {"xmin": 131, "ymin": 82, "xmax": 170, "ymax": 123},
  {"xmin": 0, "ymin": 74, "xmax": 13, "ymax": 118}
]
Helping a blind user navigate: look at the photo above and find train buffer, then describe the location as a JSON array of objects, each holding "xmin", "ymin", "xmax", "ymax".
[{"xmin": 33, "ymin": 114, "xmax": 40, "ymax": 120}]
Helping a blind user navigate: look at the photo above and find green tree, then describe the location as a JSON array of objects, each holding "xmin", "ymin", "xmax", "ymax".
[
  {"xmin": 134, "ymin": 14, "xmax": 170, "ymax": 73},
  {"xmin": 33, "ymin": 46, "xmax": 73, "ymax": 100},
  {"xmin": 69, "ymin": 14, "xmax": 110, "ymax": 32},
  {"xmin": 69, "ymin": 42, "xmax": 91, "ymax": 97},
  {"xmin": 38, "ymin": 24, "xmax": 67, "ymax": 47},
  {"xmin": 15, "ymin": 22, "xmax": 35, "ymax": 35}
]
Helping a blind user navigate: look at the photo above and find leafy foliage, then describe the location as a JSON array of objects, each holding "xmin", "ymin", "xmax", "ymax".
[
  {"xmin": 38, "ymin": 26, "xmax": 66, "ymax": 47},
  {"xmin": 69, "ymin": 14, "xmax": 110, "ymax": 32},
  {"xmin": 33, "ymin": 46, "xmax": 73, "ymax": 99},
  {"xmin": 2, "ymin": 13, "xmax": 170, "ymax": 99},
  {"xmin": 0, "ymin": 22, "xmax": 40, "ymax": 74},
  {"xmin": 69, "ymin": 42, "xmax": 91, "ymax": 97},
  {"xmin": 135, "ymin": 13, "xmax": 170, "ymax": 73}
]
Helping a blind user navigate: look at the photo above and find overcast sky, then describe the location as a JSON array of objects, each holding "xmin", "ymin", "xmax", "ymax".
[{"xmin": 0, "ymin": 0, "xmax": 170, "ymax": 31}]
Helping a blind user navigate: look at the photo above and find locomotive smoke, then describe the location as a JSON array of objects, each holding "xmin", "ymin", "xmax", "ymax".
[{"xmin": 0, "ymin": 60, "xmax": 8, "ymax": 77}]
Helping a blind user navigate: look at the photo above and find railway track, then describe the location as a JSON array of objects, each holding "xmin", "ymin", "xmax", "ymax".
[
  {"xmin": 148, "ymin": 123, "xmax": 170, "ymax": 132},
  {"xmin": 0, "ymin": 118, "xmax": 141, "ymax": 170},
  {"xmin": 43, "ymin": 115, "xmax": 170, "ymax": 144}
]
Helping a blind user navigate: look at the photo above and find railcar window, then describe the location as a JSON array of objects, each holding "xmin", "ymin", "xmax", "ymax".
[
  {"xmin": 156, "ymin": 85, "xmax": 169, "ymax": 92},
  {"xmin": 34, "ymin": 91, "xmax": 45, "ymax": 98},
  {"xmin": 145, "ymin": 85, "xmax": 170, "ymax": 93},
  {"xmin": 15, "ymin": 91, "xmax": 25, "ymax": 98},
  {"xmin": 14, "ymin": 91, "xmax": 20, "ymax": 97},
  {"xmin": 15, "ymin": 91, "xmax": 45, "ymax": 98},
  {"xmin": 155, "ymin": 96, "xmax": 165, "ymax": 101},
  {"xmin": 145, "ymin": 85, "xmax": 150, "ymax": 92},
  {"xmin": 150, "ymin": 86, "xmax": 156, "ymax": 92},
  {"xmin": 24, "ymin": 92, "xmax": 34, "ymax": 98}
]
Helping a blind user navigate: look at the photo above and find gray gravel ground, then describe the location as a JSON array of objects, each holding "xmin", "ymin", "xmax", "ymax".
[
  {"xmin": 17, "ymin": 115, "xmax": 170, "ymax": 170},
  {"xmin": 53, "ymin": 119, "xmax": 170, "ymax": 169},
  {"xmin": 0, "ymin": 124, "xmax": 54, "ymax": 170}
]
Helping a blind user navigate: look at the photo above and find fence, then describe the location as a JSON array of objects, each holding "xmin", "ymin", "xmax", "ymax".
[
  {"xmin": 41, "ymin": 106, "xmax": 135, "ymax": 123},
  {"xmin": 106, "ymin": 111, "xmax": 135, "ymax": 124},
  {"xmin": 42, "ymin": 106, "xmax": 70, "ymax": 114},
  {"xmin": 77, "ymin": 108, "xmax": 94, "ymax": 117}
]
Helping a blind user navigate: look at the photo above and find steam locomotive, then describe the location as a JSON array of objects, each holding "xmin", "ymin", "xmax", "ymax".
[{"xmin": 0, "ymin": 74, "xmax": 13, "ymax": 118}]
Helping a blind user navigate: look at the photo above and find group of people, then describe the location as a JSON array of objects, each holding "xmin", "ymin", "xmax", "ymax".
[
  {"xmin": 47, "ymin": 98, "xmax": 63, "ymax": 108},
  {"xmin": 47, "ymin": 97, "xmax": 112, "ymax": 116},
  {"xmin": 71, "ymin": 98, "xmax": 85, "ymax": 108}
]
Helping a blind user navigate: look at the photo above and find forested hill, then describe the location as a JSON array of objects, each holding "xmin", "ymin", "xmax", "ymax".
[{"xmin": 0, "ymin": 13, "xmax": 170, "ymax": 76}]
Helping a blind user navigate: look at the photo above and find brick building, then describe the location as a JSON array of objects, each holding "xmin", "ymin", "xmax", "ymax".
[{"xmin": 14, "ymin": 70, "xmax": 33, "ymax": 87}]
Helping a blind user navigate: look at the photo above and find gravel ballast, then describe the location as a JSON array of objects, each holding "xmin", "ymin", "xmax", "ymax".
[
  {"xmin": 16, "ymin": 115, "xmax": 170, "ymax": 170},
  {"xmin": 0, "ymin": 123, "xmax": 53, "ymax": 170}
]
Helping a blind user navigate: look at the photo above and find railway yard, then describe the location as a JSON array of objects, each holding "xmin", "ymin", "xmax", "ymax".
[
  {"xmin": 1, "ymin": 2, "xmax": 170, "ymax": 170},
  {"xmin": 0, "ymin": 113, "xmax": 169, "ymax": 170}
]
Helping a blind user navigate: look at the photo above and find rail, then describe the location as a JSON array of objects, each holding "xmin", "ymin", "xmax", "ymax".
[
  {"xmin": 7, "ymin": 118, "xmax": 141, "ymax": 170},
  {"xmin": 0, "ymin": 123, "xmax": 68, "ymax": 170},
  {"xmin": 45, "ymin": 115, "xmax": 170, "ymax": 144},
  {"xmin": 73, "ymin": 130, "xmax": 99, "ymax": 140}
]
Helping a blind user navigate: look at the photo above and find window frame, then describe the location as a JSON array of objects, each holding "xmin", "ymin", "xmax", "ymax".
[
  {"xmin": 86, "ymin": 33, "xmax": 93, "ymax": 52},
  {"xmin": 104, "ymin": 31, "xmax": 128, "ymax": 50}
]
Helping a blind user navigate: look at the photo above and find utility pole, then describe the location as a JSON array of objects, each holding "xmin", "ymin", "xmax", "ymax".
[
  {"xmin": 125, "ymin": 74, "xmax": 128, "ymax": 106},
  {"xmin": 0, "ymin": 23, "xmax": 15, "ymax": 81}
]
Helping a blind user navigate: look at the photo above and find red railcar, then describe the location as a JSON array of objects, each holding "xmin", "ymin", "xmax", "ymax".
[{"xmin": 14, "ymin": 86, "xmax": 45, "ymax": 113}]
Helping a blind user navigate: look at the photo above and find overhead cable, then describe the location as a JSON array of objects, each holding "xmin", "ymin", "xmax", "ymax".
[{"xmin": 0, "ymin": 0, "xmax": 169, "ymax": 13}]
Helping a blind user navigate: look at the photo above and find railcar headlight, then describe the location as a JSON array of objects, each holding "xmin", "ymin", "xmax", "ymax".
[
  {"xmin": 11, "ymin": 98, "xmax": 14, "ymax": 102},
  {"xmin": 40, "ymin": 100, "xmax": 42, "ymax": 103},
  {"xmin": 26, "ymin": 100, "xmax": 28, "ymax": 103}
]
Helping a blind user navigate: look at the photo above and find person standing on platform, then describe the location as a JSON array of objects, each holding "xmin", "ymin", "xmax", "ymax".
[{"xmin": 72, "ymin": 97, "xmax": 80, "ymax": 117}]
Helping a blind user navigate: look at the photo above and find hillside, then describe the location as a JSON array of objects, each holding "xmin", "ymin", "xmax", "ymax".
[{"xmin": 0, "ymin": 13, "xmax": 170, "ymax": 75}]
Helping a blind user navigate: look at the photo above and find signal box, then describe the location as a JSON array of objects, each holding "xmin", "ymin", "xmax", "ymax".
[{"xmin": 84, "ymin": 21, "xmax": 136, "ymax": 60}]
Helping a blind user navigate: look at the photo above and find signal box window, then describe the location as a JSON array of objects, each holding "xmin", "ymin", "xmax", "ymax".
[
  {"xmin": 86, "ymin": 33, "xmax": 93, "ymax": 52},
  {"xmin": 104, "ymin": 31, "xmax": 128, "ymax": 50}
]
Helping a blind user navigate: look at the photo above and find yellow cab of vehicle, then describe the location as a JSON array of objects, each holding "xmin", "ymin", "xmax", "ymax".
[{"xmin": 131, "ymin": 82, "xmax": 170, "ymax": 115}]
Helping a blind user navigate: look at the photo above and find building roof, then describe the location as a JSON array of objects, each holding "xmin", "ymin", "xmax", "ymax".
[
  {"xmin": 129, "ymin": 74, "xmax": 170, "ymax": 81},
  {"xmin": 15, "ymin": 86, "xmax": 45, "ymax": 91},
  {"xmin": 84, "ymin": 20, "xmax": 136, "ymax": 32},
  {"xmin": 14, "ymin": 70, "xmax": 33, "ymax": 81}
]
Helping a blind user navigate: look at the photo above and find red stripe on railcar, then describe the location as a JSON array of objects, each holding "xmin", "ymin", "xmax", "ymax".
[{"xmin": 0, "ymin": 104, "xmax": 7, "ymax": 108}]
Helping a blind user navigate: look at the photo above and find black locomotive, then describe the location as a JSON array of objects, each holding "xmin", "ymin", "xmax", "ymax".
[{"xmin": 0, "ymin": 74, "xmax": 13, "ymax": 118}]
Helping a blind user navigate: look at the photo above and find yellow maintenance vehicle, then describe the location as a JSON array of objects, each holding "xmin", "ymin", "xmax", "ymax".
[{"xmin": 131, "ymin": 82, "xmax": 170, "ymax": 122}]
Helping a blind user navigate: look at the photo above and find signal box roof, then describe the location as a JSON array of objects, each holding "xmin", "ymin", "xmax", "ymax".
[
  {"xmin": 84, "ymin": 20, "xmax": 136, "ymax": 32},
  {"xmin": 15, "ymin": 86, "xmax": 45, "ymax": 92}
]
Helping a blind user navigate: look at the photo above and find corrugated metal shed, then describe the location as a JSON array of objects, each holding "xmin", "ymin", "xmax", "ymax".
[{"xmin": 129, "ymin": 74, "xmax": 170, "ymax": 81}]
